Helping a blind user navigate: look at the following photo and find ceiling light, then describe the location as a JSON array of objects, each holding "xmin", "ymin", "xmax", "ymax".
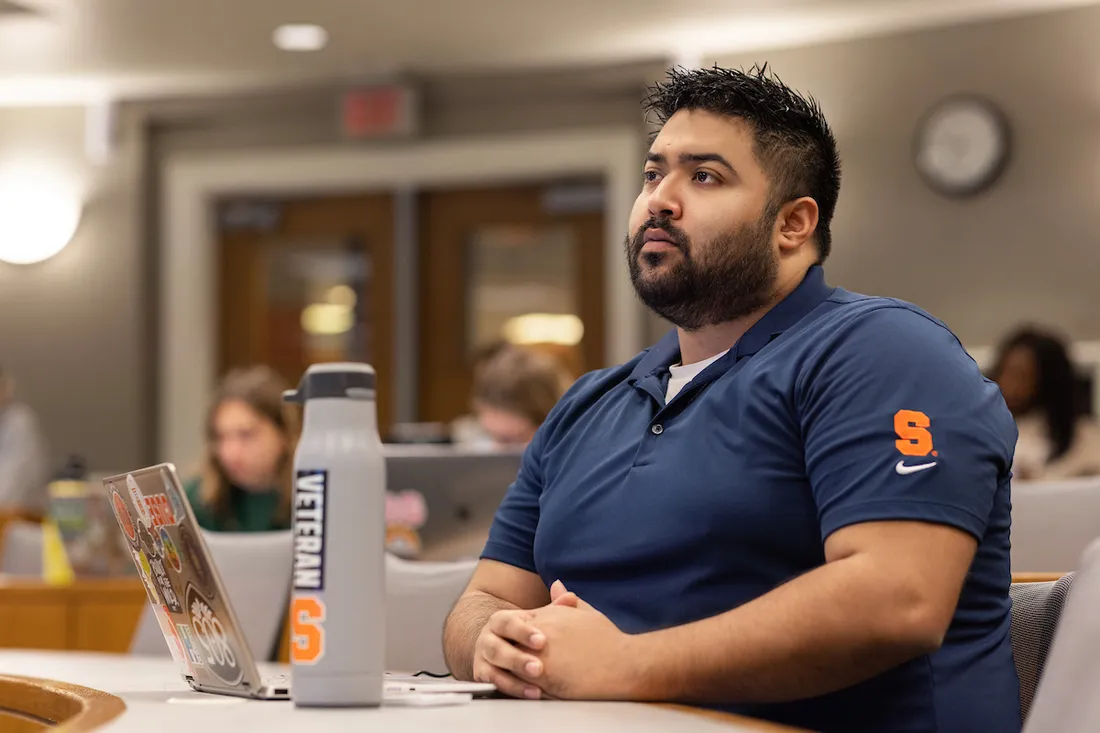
[
  {"xmin": 273, "ymin": 23, "xmax": 328, "ymax": 52},
  {"xmin": 300, "ymin": 303, "xmax": 353, "ymax": 336},
  {"xmin": 503, "ymin": 313, "xmax": 585, "ymax": 347}
]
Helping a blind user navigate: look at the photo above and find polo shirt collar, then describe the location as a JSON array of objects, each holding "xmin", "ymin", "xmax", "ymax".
[
  {"xmin": 628, "ymin": 265, "xmax": 834, "ymax": 382},
  {"xmin": 731, "ymin": 264, "xmax": 833, "ymax": 360}
]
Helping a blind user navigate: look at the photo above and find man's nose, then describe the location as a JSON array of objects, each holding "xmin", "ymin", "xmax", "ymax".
[{"xmin": 647, "ymin": 178, "xmax": 681, "ymax": 220}]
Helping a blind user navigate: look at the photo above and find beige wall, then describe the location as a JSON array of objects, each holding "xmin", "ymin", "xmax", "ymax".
[
  {"xmin": 0, "ymin": 106, "xmax": 148, "ymax": 472},
  {"xmin": 6, "ymin": 6, "xmax": 1100, "ymax": 469},
  {"xmin": 709, "ymin": 6, "xmax": 1100, "ymax": 347}
]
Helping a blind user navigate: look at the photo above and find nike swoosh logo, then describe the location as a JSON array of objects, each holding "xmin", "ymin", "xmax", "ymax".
[{"xmin": 896, "ymin": 460, "xmax": 937, "ymax": 475}]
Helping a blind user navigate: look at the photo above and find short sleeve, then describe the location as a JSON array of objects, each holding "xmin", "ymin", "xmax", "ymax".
[
  {"xmin": 479, "ymin": 421, "xmax": 548, "ymax": 574},
  {"xmin": 799, "ymin": 306, "xmax": 1017, "ymax": 542}
]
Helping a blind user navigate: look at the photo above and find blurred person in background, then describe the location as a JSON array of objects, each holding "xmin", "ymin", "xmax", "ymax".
[
  {"xmin": 454, "ymin": 342, "xmax": 574, "ymax": 448},
  {"xmin": 183, "ymin": 365, "xmax": 300, "ymax": 531},
  {"xmin": 0, "ymin": 364, "xmax": 49, "ymax": 516},
  {"xmin": 988, "ymin": 326, "xmax": 1100, "ymax": 480}
]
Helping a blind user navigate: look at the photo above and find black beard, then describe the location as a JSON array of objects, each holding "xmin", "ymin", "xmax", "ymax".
[{"xmin": 625, "ymin": 214, "xmax": 778, "ymax": 331}]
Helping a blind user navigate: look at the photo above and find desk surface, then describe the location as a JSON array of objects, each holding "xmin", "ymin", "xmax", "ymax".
[{"xmin": 0, "ymin": 651, "xmax": 802, "ymax": 732}]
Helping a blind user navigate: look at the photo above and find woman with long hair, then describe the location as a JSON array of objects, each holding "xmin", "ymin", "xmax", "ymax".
[
  {"xmin": 988, "ymin": 327, "xmax": 1100, "ymax": 480},
  {"xmin": 183, "ymin": 365, "xmax": 300, "ymax": 531}
]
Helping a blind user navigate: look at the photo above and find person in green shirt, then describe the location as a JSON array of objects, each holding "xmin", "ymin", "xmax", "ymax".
[{"xmin": 182, "ymin": 365, "xmax": 300, "ymax": 532}]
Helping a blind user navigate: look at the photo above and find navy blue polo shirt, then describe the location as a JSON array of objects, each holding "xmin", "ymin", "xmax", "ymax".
[{"xmin": 482, "ymin": 266, "xmax": 1021, "ymax": 733}]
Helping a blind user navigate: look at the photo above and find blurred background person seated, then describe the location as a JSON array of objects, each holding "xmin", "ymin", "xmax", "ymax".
[
  {"xmin": 988, "ymin": 326, "xmax": 1100, "ymax": 480},
  {"xmin": 0, "ymin": 364, "xmax": 49, "ymax": 517},
  {"xmin": 183, "ymin": 365, "xmax": 300, "ymax": 531},
  {"xmin": 453, "ymin": 342, "xmax": 574, "ymax": 448}
]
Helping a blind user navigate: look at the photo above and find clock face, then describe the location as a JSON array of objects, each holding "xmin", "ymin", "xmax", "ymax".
[{"xmin": 914, "ymin": 96, "xmax": 1010, "ymax": 197}]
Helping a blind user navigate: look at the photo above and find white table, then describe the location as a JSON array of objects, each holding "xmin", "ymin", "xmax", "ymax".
[{"xmin": 0, "ymin": 650, "xmax": 795, "ymax": 732}]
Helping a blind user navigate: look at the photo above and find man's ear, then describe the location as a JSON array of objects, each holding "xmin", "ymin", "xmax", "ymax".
[{"xmin": 775, "ymin": 196, "xmax": 819, "ymax": 253}]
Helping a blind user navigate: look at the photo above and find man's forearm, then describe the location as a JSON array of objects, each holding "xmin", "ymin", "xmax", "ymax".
[
  {"xmin": 443, "ymin": 591, "xmax": 519, "ymax": 680},
  {"xmin": 633, "ymin": 555, "xmax": 944, "ymax": 704}
]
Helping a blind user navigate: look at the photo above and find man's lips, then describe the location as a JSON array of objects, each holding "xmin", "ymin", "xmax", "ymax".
[{"xmin": 641, "ymin": 228, "xmax": 679, "ymax": 253}]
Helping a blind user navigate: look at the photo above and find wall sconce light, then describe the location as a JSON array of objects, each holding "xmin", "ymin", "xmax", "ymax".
[{"xmin": 0, "ymin": 167, "xmax": 83, "ymax": 265}]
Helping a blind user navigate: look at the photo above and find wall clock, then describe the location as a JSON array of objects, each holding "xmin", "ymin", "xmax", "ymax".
[{"xmin": 914, "ymin": 95, "xmax": 1011, "ymax": 198}]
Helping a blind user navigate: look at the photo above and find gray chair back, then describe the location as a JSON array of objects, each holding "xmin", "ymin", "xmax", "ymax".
[
  {"xmin": 1012, "ymin": 477, "xmax": 1100, "ymax": 572},
  {"xmin": 131, "ymin": 529, "xmax": 292, "ymax": 661},
  {"xmin": 384, "ymin": 553, "xmax": 477, "ymax": 674},
  {"xmin": 1010, "ymin": 574, "xmax": 1075, "ymax": 721},
  {"xmin": 1025, "ymin": 539, "xmax": 1100, "ymax": 732},
  {"xmin": 0, "ymin": 521, "xmax": 43, "ymax": 576}
]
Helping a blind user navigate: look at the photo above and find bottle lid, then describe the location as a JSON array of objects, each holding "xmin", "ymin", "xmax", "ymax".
[{"xmin": 283, "ymin": 362, "xmax": 376, "ymax": 403}]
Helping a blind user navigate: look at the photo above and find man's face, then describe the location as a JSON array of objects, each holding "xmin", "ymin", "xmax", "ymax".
[{"xmin": 627, "ymin": 109, "xmax": 779, "ymax": 331}]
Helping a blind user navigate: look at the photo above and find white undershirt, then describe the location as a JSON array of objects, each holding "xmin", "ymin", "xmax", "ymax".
[{"xmin": 665, "ymin": 349, "xmax": 730, "ymax": 402}]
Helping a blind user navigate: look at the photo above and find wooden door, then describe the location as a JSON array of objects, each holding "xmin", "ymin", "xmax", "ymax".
[
  {"xmin": 217, "ymin": 194, "xmax": 396, "ymax": 432},
  {"xmin": 418, "ymin": 182, "xmax": 606, "ymax": 424}
]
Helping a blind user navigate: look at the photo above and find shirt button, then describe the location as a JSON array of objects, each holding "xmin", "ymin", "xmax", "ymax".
[{"xmin": 651, "ymin": 424, "xmax": 664, "ymax": 435}]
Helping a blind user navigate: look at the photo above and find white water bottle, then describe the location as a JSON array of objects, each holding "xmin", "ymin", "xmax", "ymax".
[{"xmin": 283, "ymin": 362, "xmax": 386, "ymax": 707}]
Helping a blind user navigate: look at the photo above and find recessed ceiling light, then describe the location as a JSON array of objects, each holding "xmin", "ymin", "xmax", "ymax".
[{"xmin": 273, "ymin": 23, "xmax": 328, "ymax": 52}]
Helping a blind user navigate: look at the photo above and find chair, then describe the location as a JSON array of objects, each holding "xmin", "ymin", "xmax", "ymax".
[
  {"xmin": 131, "ymin": 530, "xmax": 293, "ymax": 661},
  {"xmin": 1025, "ymin": 539, "xmax": 1100, "ymax": 732},
  {"xmin": 1011, "ymin": 477, "xmax": 1100, "ymax": 572},
  {"xmin": 1009, "ymin": 573, "xmax": 1075, "ymax": 721},
  {"xmin": 0, "ymin": 519, "xmax": 43, "ymax": 576},
  {"xmin": 383, "ymin": 553, "xmax": 477, "ymax": 674}
]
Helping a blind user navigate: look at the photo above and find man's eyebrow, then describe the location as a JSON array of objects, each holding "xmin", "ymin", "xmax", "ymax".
[
  {"xmin": 680, "ymin": 152, "xmax": 735, "ymax": 173},
  {"xmin": 644, "ymin": 151, "xmax": 736, "ymax": 174}
]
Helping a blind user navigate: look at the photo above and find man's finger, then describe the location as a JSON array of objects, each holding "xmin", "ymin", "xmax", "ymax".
[
  {"xmin": 488, "ymin": 610, "xmax": 546, "ymax": 649},
  {"xmin": 550, "ymin": 579, "xmax": 569, "ymax": 601},
  {"xmin": 481, "ymin": 631, "xmax": 545, "ymax": 680},
  {"xmin": 552, "ymin": 591, "xmax": 581, "ymax": 607},
  {"xmin": 473, "ymin": 659, "xmax": 542, "ymax": 700}
]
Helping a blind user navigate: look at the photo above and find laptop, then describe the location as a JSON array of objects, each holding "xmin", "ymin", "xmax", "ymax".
[
  {"xmin": 103, "ymin": 462, "xmax": 496, "ymax": 701},
  {"xmin": 383, "ymin": 445, "xmax": 523, "ymax": 554}
]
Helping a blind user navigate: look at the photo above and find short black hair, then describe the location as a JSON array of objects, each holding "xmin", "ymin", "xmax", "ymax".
[{"xmin": 641, "ymin": 64, "xmax": 841, "ymax": 261}]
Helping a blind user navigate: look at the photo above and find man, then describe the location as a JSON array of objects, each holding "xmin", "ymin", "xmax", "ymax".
[
  {"xmin": 0, "ymin": 365, "xmax": 50, "ymax": 516},
  {"xmin": 442, "ymin": 65, "xmax": 1020, "ymax": 733}
]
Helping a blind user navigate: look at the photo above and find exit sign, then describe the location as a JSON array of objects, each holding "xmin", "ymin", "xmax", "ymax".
[{"xmin": 341, "ymin": 83, "xmax": 418, "ymax": 140}]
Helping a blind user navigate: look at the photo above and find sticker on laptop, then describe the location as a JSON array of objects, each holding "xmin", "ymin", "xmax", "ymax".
[
  {"xmin": 385, "ymin": 489, "xmax": 427, "ymax": 558},
  {"xmin": 126, "ymin": 474, "xmax": 153, "ymax": 527},
  {"xmin": 110, "ymin": 489, "xmax": 137, "ymax": 544},
  {"xmin": 186, "ymin": 584, "xmax": 242, "ymax": 686},
  {"xmin": 133, "ymin": 549, "xmax": 162, "ymax": 606},
  {"xmin": 143, "ymin": 546, "xmax": 182, "ymax": 614},
  {"xmin": 160, "ymin": 527, "xmax": 182, "ymax": 573},
  {"xmin": 150, "ymin": 525, "xmax": 165, "ymax": 557},
  {"xmin": 178, "ymin": 524, "xmax": 215, "ymax": 598},
  {"xmin": 168, "ymin": 487, "xmax": 188, "ymax": 526},
  {"xmin": 154, "ymin": 603, "xmax": 189, "ymax": 671},
  {"xmin": 143, "ymin": 493, "xmax": 178, "ymax": 530},
  {"xmin": 176, "ymin": 623, "xmax": 205, "ymax": 667},
  {"xmin": 385, "ymin": 524, "xmax": 421, "ymax": 559}
]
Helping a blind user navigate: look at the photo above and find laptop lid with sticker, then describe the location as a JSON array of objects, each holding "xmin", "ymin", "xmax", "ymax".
[{"xmin": 104, "ymin": 463, "xmax": 266, "ymax": 696}]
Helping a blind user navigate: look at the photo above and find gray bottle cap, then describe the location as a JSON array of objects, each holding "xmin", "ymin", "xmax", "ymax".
[{"xmin": 283, "ymin": 362, "xmax": 376, "ymax": 402}]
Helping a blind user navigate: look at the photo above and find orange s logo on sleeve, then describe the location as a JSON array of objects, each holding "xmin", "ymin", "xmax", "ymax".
[{"xmin": 894, "ymin": 409, "xmax": 935, "ymax": 457}]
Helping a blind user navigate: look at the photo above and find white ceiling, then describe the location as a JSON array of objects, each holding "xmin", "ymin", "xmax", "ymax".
[{"xmin": 0, "ymin": 0, "xmax": 1097, "ymax": 106}]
